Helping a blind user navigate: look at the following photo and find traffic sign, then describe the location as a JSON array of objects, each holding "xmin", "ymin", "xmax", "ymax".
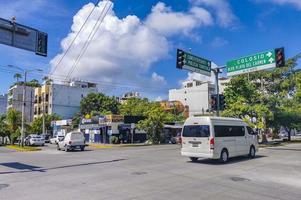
[
  {"xmin": 226, "ymin": 48, "xmax": 285, "ymax": 76},
  {"xmin": 176, "ymin": 49, "xmax": 211, "ymax": 76},
  {"xmin": 0, "ymin": 17, "xmax": 48, "ymax": 57}
]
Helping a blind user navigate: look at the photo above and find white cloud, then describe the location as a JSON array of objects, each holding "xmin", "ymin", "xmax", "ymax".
[
  {"xmin": 152, "ymin": 72, "xmax": 167, "ymax": 85},
  {"xmin": 190, "ymin": 0, "xmax": 237, "ymax": 27},
  {"xmin": 50, "ymin": 1, "xmax": 219, "ymax": 96},
  {"xmin": 256, "ymin": 0, "xmax": 301, "ymax": 9},
  {"xmin": 146, "ymin": 2, "xmax": 213, "ymax": 36}
]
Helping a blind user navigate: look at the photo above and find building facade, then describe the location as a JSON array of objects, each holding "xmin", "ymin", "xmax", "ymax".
[
  {"xmin": 0, "ymin": 94, "xmax": 7, "ymax": 115},
  {"xmin": 169, "ymin": 80, "xmax": 216, "ymax": 117},
  {"xmin": 7, "ymin": 85, "xmax": 35, "ymax": 122},
  {"xmin": 118, "ymin": 92, "xmax": 140, "ymax": 104},
  {"xmin": 34, "ymin": 81, "xmax": 97, "ymax": 120}
]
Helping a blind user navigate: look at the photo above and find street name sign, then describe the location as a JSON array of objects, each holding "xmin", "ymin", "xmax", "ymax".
[
  {"xmin": 177, "ymin": 49, "xmax": 211, "ymax": 76},
  {"xmin": 0, "ymin": 17, "xmax": 47, "ymax": 56},
  {"xmin": 226, "ymin": 48, "xmax": 285, "ymax": 76}
]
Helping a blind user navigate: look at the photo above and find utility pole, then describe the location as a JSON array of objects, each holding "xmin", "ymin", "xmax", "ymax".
[
  {"xmin": 42, "ymin": 93, "xmax": 45, "ymax": 135},
  {"xmin": 20, "ymin": 71, "xmax": 27, "ymax": 147}
]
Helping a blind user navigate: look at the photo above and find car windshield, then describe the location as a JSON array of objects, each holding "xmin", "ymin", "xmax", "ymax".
[{"xmin": 182, "ymin": 125, "xmax": 210, "ymax": 137}]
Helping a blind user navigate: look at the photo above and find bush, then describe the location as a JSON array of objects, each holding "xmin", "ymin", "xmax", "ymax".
[{"xmin": 110, "ymin": 136, "xmax": 119, "ymax": 144}]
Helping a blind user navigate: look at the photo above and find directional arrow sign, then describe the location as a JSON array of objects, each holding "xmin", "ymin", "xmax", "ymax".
[
  {"xmin": 226, "ymin": 49, "xmax": 280, "ymax": 76},
  {"xmin": 176, "ymin": 49, "xmax": 211, "ymax": 76}
]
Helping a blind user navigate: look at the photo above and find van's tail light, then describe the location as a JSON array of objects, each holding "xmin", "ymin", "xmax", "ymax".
[
  {"xmin": 210, "ymin": 138, "xmax": 214, "ymax": 150},
  {"xmin": 69, "ymin": 141, "xmax": 72, "ymax": 145}
]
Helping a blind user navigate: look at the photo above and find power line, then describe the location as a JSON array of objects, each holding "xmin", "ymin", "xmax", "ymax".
[
  {"xmin": 49, "ymin": 0, "xmax": 101, "ymax": 76},
  {"xmin": 66, "ymin": 1, "xmax": 112, "ymax": 79}
]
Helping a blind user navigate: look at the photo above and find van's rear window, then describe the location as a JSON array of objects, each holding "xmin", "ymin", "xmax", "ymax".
[{"xmin": 182, "ymin": 125, "xmax": 210, "ymax": 137}]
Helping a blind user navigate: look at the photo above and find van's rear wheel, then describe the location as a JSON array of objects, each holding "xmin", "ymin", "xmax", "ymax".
[
  {"xmin": 220, "ymin": 149, "xmax": 229, "ymax": 163},
  {"xmin": 249, "ymin": 146, "xmax": 256, "ymax": 158},
  {"xmin": 190, "ymin": 157, "xmax": 198, "ymax": 162}
]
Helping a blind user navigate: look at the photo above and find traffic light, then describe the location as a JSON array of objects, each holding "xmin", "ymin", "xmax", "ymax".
[
  {"xmin": 275, "ymin": 47, "xmax": 285, "ymax": 68},
  {"xmin": 36, "ymin": 32, "xmax": 48, "ymax": 57},
  {"xmin": 210, "ymin": 94, "xmax": 217, "ymax": 111},
  {"xmin": 219, "ymin": 94, "xmax": 226, "ymax": 110},
  {"xmin": 176, "ymin": 49, "xmax": 185, "ymax": 69}
]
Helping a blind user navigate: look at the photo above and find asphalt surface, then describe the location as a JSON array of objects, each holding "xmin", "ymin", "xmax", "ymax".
[{"xmin": 0, "ymin": 143, "xmax": 301, "ymax": 200}]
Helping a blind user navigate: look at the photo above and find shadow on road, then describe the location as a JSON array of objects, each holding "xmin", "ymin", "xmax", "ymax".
[
  {"xmin": 0, "ymin": 159, "xmax": 126, "ymax": 175},
  {"xmin": 188, "ymin": 155, "xmax": 266, "ymax": 165},
  {"xmin": 266, "ymin": 147, "xmax": 301, "ymax": 152}
]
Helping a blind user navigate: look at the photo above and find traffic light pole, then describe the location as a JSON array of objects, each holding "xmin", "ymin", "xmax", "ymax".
[{"xmin": 212, "ymin": 67, "xmax": 225, "ymax": 117}]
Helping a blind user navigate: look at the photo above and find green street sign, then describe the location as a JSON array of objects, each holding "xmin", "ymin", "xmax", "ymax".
[
  {"xmin": 177, "ymin": 49, "xmax": 211, "ymax": 76},
  {"xmin": 226, "ymin": 49, "xmax": 281, "ymax": 76}
]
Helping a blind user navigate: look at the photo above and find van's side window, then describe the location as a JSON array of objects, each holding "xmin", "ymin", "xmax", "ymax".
[
  {"xmin": 247, "ymin": 127, "xmax": 255, "ymax": 135},
  {"xmin": 214, "ymin": 125, "xmax": 245, "ymax": 137},
  {"xmin": 183, "ymin": 125, "xmax": 210, "ymax": 137}
]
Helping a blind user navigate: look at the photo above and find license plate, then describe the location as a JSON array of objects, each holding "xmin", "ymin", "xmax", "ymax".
[{"xmin": 192, "ymin": 144, "xmax": 198, "ymax": 147}]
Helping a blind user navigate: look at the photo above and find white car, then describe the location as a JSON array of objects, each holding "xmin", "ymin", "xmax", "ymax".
[
  {"xmin": 25, "ymin": 134, "xmax": 45, "ymax": 146},
  {"xmin": 57, "ymin": 131, "xmax": 86, "ymax": 152},
  {"xmin": 181, "ymin": 116, "xmax": 258, "ymax": 163},
  {"xmin": 50, "ymin": 135, "xmax": 65, "ymax": 144}
]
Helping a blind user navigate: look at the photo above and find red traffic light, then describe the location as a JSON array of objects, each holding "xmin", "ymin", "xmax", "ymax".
[{"xmin": 275, "ymin": 48, "xmax": 285, "ymax": 68}]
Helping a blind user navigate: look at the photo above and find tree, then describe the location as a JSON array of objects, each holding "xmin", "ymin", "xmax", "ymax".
[
  {"xmin": 137, "ymin": 103, "xmax": 174, "ymax": 144},
  {"xmin": 6, "ymin": 108, "xmax": 22, "ymax": 144},
  {"xmin": 13, "ymin": 73, "xmax": 22, "ymax": 83},
  {"xmin": 0, "ymin": 115, "xmax": 8, "ymax": 138},
  {"xmin": 42, "ymin": 76, "xmax": 52, "ymax": 85},
  {"xmin": 273, "ymin": 110, "xmax": 301, "ymax": 141},
  {"xmin": 222, "ymin": 54, "xmax": 301, "ymax": 142},
  {"xmin": 119, "ymin": 98, "xmax": 150, "ymax": 116},
  {"xmin": 29, "ymin": 114, "xmax": 61, "ymax": 134},
  {"xmin": 80, "ymin": 93, "xmax": 120, "ymax": 115}
]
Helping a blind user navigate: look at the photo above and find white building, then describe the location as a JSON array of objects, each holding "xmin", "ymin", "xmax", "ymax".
[
  {"xmin": 118, "ymin": 92, "xmax": 140, "ymax": 104},
  {"xmin": 34, "ymin": 81, "xmax": 98, "ymax": 120},
  {"xmin": 7, "ymin": 85, "xmax": 35, "ymax": 122},
  {"xmin": 169, "ymin": 80, "xmax": 216, "ymax": 116},
  {"xmin": 0, "ymin": 94, "xmax": 7, "ymax": 115}
]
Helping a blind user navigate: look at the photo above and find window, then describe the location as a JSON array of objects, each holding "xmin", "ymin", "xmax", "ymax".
[
  {"xmin": 247, "ymin": 126, "xmax": 255, "ymax": 135},
  {"xmin": 183, "ymin": 125, "xmax": 210, "ymax": 137},
  {"xmin": 214, "ymin": 125, "xmax": 245, "ymax": 137},
  {"xmin": 45, "ymin": 94, "xmax": 49, "ymax": 102},
  {"xmin": 196, "ymin": 81, "xmax": 202, "ymax": 86},
  {"xmin": 187, "ymin": 83, "xmax": 193, "ymax": 88}
]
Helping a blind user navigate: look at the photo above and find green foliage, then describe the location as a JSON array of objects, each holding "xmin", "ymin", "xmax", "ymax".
[
  {"xmin": 29, "ymin": 114, "xmax": 61, "ymax": 134},
  {"xmin": 119, "ymin": 98, "xmax": 150, "ymax": 116},
  {"xmin": 0, "ymin": 115, "xmax": 8, "ymax": 137},
  {"xmin": 222, "ymin": 54, "xmax": 301, "ymax": 140},
  {"xmin": 80, "ymin": 93, "xmax": 120, "ymax": 115},
  {"xmin": 6, "ymin": 108, "xmax": 21, "ymax": 140},
  {"xmin": 137, "ymin": 103, "xmax": 174, "ymax": 144},
  {"xmin": 110, "ymin": 136, "xmax": 119, "ymax": 144}
]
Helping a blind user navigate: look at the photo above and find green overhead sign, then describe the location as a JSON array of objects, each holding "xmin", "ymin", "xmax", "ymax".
[
  {"xmin": 226, "ymin": 48, "xmax": 285, "ymax": 76},
  {"xmin": 177, "ymin": 49, "xmax": 211, "ymax": 76}
]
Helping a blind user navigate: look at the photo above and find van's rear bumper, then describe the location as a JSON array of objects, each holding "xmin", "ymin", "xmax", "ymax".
[{"xmin": 181, "ymin": 150, "xmax": 219, "ymax": 159}]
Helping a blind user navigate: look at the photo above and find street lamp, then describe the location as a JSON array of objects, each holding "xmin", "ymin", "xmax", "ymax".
[{"xmin": 8, "ymin": 65, "xmax": 43, "ymax": 146}]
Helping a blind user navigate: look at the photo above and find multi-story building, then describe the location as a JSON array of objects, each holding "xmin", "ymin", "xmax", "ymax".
[
  {"xmin": 34, "ymin": 81, "xmax": 97, "ymax": 120},
  {"xmin": 118, "ymin": 92, "xmax": 140, "ymax": 104},
  {"xmin": 7, "ymin": 85, "xmax": 35, "ymax": 122},
  {"xmin": 0, "ymin": 94, "xmax": 8, "ymax": 115},
  {"xmin": 169, "ymin": 80, "xmax": 216, "ymax": 117}
]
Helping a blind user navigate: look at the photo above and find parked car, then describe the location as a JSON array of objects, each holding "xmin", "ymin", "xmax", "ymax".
[
  {"xmin": 41, "ymin": 134, "xmax": 50, "ymax": 143},
  {"xmin": 278, "ymin": 132, "xmax": 288, "ymax": 140},
  {"xmin": 171, "ymin": 133, "xmax": 181, "ymax": 144},
  {"xmin": 24, "ymin": 134, "xmax": 45, "ymax": 146},
  {"xmin": 50, "ymin": 135, "xmax": 65, "ymax": 144},
  {"xmin": 181, "ymin": 116, "xmax": 258, "ymax": 163},
  {"xmin": 57, "ymin": 131, "xmax": 86, "ymax": 152}
]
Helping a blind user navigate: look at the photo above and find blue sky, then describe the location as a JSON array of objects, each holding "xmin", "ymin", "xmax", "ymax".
[{"xmin": 0, "ymin": 0, "xmax": 301, "ymax": 100}]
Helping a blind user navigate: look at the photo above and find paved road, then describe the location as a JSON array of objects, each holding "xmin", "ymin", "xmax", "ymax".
[{"xmin": 0, "ymin": 143, "xmax": 301, "ymax": 200}]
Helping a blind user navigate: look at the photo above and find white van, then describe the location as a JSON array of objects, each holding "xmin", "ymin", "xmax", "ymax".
[
  {"xmin": 181, "ymin": 117, "xmax": 258, "ymax": 163},
  {"xmin": 57, "ymin": 131, "xmax": 86, "ymax": 152}
]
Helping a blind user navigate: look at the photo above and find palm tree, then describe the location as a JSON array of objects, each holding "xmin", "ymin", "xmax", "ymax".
[
  {"xmin": 42, "ymin": 76, "xmax": 52, "ymax": 85},
  {"xmin": 13, "ymin": 73, "xmax": 22, "ymax": 83},
  {"xmin": 6, "ymin": 108, "xmax": 22, "ymax": 144}
]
